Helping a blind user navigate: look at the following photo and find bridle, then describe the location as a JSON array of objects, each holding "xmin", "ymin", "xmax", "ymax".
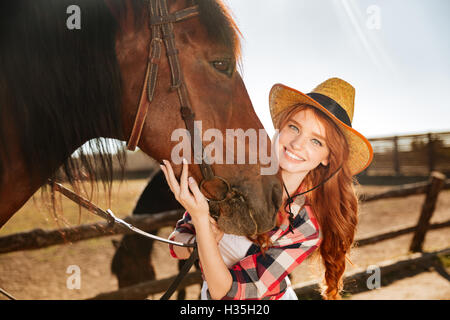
[
  {"xmin": 127, "ymin": 0, "xmax": 233, "ymax": 205},
  {"xmin": 126, "ymin": 0, "xmax": 235, "ymax": 300}
]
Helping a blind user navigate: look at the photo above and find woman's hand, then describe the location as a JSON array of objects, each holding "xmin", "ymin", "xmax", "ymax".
[{"xmin": 160, "ymin": 159, "xmax": 210, "ymax": 224}]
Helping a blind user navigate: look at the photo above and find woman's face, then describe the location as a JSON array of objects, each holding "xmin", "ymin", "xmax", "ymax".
[{"xmin": 277, "ymin": 108, "xmax": 330, "ymax": 176}]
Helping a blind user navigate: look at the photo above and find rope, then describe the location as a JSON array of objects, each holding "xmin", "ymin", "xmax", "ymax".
[{"xmin": 0, "ymin": 287, "xmax": 16, "ymax": 300}]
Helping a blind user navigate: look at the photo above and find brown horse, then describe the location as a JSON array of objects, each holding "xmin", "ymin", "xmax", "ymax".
[{"xmin": 0, "ymin": 0, "xmax": 282, "ymax": 238}]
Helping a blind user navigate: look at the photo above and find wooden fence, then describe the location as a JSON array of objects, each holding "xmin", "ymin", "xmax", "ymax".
[
  {"xmin": 0, "ymin": 172, "xmax": 449, "ymax": 299},
  {"xmin": 363, "ymin": 131, "xmax": 450, "ymax": 177}
]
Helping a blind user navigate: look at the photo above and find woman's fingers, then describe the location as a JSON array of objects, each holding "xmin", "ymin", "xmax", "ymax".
[
  {"xmin": 209, "ymin": 216, "xmax": 217, "ymax": 225},
  {"xmin": 160, "ymin": 160, "xmax": 210, "ymax": 222},
  {"xmin": 188, "ymin": 175, "xmax": 206, "ymax": 203},
  {"xmin": 179, "ymin": 158, "xmax": 189, "ymax": 199}
]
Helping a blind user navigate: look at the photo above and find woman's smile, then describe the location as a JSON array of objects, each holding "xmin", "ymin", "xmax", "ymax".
[{"xmin": 284, "ymin": 147, "xmax": 305, "ymax": 162}]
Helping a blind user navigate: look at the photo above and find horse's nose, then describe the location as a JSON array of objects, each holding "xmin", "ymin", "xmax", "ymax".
[{"xmin": 271, "ymin": 179, "xmax": 283, "ymax": 213}]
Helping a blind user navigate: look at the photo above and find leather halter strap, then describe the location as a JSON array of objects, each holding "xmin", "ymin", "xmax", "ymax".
[
  {"xmin": 126, "ymin": 2, "xmax": 199, "ymax": 152},
  {"xmin": 126, "ymin": 0, "xmax": 217, "ymax": 183}
]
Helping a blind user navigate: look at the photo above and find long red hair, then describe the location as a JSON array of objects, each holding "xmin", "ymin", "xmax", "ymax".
[{"xmin": 253, "ymin": 104, "xmax": 359, "ymax": 300}]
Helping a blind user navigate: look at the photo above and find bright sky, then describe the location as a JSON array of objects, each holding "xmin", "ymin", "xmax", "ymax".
[{"xmin": 225, "ymin": 0, "xmax": 450, "ymax": 139}]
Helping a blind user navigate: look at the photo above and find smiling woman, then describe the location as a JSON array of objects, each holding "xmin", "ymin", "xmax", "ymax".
[
  {"xmin": 267, "ymin": 78, "xmax": 373, "ymax": 299},
  {"xmin": 166, "ymin": 77, "xmax": 374, "ymax": 300}
]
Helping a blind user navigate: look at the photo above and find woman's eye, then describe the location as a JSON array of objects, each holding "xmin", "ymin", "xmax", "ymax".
[
  {"xmin": 312, "ymin": 139, "xmax": 322, "ymax": 146},
  {"xmin": 212, "ymin": 60, "xmax": 232, "ymax": 75},
  {"xmin": 288, "ymin": 124, "xmax": 299, "ymax": 132}
]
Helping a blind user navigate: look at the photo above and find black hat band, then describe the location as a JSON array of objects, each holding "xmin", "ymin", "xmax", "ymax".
[{"xmin": 307, "ymin": 92, "xmax": 352, "ymax": 128}]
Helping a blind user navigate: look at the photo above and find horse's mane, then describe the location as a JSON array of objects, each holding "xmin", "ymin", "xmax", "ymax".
[
  {"xmin": 0, "ymin": 0, "xmax": 125, "ymax": 194},
  {"xmin": 0, "ymin": 0, "xmax": 241, "ymax": 196}
]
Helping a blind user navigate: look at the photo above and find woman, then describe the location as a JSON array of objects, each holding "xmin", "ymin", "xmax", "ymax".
[{"xmin": 161, "ymin": 77, "xmax": 373, "ymax": 300}]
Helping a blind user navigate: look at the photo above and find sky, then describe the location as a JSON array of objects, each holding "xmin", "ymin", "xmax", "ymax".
[{"xmin": 224, "ymin": 0, "xmax": 450, "ymax": 139}]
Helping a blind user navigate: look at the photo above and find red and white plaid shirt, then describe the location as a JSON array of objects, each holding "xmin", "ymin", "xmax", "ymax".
[{"xmin": 169, "ymin": 196, "xmax": 322, "ymax": 300}]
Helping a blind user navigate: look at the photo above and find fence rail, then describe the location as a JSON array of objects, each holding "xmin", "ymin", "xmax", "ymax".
[
  {"xmin": 364, "ymin": 131, "xmax": 450, "ymax": 177},
  {"xmin": 0, "ymin": 210, "xmax": 183, "ymax": 254}
]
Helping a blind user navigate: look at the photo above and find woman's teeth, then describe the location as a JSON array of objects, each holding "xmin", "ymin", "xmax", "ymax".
[{"xmin": 285, "ymin": 149, "xmax": 304, "ymax": 161}]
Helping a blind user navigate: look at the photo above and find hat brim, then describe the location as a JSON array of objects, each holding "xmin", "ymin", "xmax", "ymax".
[{"xmin": 269, "ymin": 83, "xmax": 373, "ymax": 176}]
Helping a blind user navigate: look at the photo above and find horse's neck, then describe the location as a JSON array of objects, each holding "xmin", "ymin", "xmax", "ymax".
[
  {"xmin": 0, "ymin": 154, "xmax": 50, "ymax": 228},
  {"xmin": 0, "ymin": 131, "xmax": 86, "ymax": 229}
]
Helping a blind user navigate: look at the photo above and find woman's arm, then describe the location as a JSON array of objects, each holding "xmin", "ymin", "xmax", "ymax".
[
  {"xmin": 161, "ymin": 159, "xmax": 231, "ymax": 299},
  {"xmin": 192, "ymin": 216, "xmax": 232, "ymax": 300}
]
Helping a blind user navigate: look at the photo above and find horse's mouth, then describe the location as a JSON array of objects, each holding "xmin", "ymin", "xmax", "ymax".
[{"xmin": 209, "ymin": 189, "xmax": 277, "ymax": 237}]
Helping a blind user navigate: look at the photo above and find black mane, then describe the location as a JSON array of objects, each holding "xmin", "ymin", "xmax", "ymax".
[
  {"xmin": 0, "ymin": 0, "xmax": 125, "ymax": 192},
  {"xmin": 0, "ymin": 0, "xmax": 241, "ymax": 196}
]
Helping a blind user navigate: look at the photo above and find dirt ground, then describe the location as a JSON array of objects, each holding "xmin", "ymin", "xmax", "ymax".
[{"xmin": 0, "ymin": 179, "xmax": 449, "ymax": 300}]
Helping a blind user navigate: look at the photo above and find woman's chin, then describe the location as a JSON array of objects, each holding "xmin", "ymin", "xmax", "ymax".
[{"xmin": 279, "ymin": 162, "xmax": 305, "ymax": 175}]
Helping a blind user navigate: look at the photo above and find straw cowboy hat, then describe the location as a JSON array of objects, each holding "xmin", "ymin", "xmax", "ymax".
[{"xmin": 269, "ymin": 77, "xmax": 373, "ymax": 176}]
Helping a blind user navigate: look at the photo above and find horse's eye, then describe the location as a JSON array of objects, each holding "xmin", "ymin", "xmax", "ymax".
[{"xmin": 212, "ymin": 60, "xmax": 232, "ymax": 75}]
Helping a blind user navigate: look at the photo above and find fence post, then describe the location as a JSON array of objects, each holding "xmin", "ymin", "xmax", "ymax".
[
  {"xmin": 409, "ymin": 171, "xmax": 446, "ymax": 253},
  {"xmin": 427, "ymin": 133, "xmax": 435, "ymax": 174},
  {"xmin": 393, "ymin": 136, "xmax": 401, "ymax": 176}
]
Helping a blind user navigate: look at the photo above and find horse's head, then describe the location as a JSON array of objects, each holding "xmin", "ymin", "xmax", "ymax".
[{"xmin": 112, "ymin": 0, "xmax": 283, "ymax": 236}]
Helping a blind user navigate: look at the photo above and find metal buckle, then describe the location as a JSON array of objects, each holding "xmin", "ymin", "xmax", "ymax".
[{"xmin": 199, "ymin": 175, "xmax": 232, "ymax": 203}]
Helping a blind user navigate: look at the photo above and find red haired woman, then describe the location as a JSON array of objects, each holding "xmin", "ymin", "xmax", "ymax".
[{"xmin": 161, "ymin": 78, "xmax": 373, "ymax": 300}]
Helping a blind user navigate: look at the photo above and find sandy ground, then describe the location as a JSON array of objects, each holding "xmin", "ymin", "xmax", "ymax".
[{"xmin": 0, "ymin": 180, "xmax": 449, "ymax": 300}]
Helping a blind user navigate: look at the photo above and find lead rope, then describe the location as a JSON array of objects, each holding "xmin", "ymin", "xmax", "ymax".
[
  {"xmin": 49, "ymin": 180, "xmax": 196, "ymax": 248},
  {"xmin": 160, "ymin": 246, "xmax": 198, "ymax": 300},
  {"xmin": 0, "ymin": 287, "xmax": 16, "ymax": 300}
]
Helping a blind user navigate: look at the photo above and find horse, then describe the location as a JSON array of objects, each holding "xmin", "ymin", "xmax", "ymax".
[
  {"xmin": 0, "ymin": 0, "xmax": 283, "ymax": 233},
  {"xmin": 0, "ymin": 0, "xmax": 283, "ymax": 295}
]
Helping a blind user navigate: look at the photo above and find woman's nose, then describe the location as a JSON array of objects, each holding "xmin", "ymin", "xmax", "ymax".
[{"xmin": 290, "ymin": 134, "xmax": 306, "ymax": 150}]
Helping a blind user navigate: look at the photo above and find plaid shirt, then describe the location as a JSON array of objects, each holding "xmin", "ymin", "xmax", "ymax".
[{"xmin": 169, "ymin": 196, "xmax": 322, "ymax": 300}]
